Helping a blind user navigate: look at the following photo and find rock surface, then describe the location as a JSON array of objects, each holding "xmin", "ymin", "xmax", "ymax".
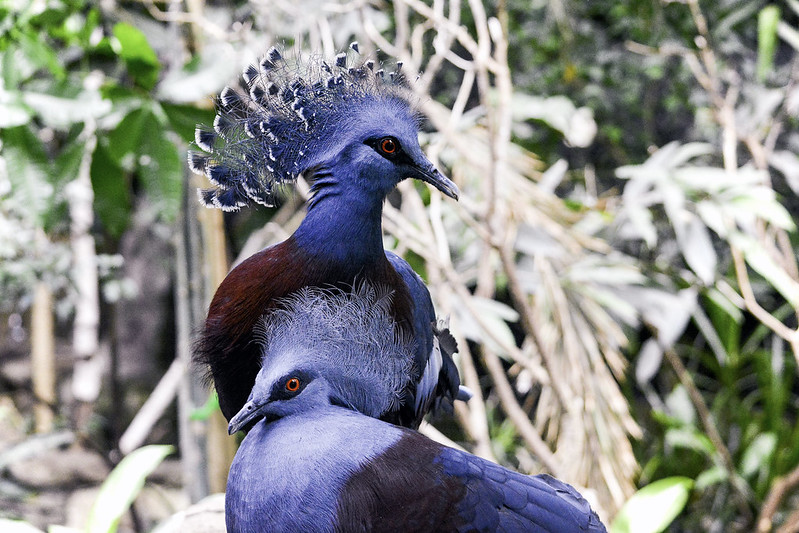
[{"xmin": 153, "ymin": 493, "xmax": 226, "ymax": 533}]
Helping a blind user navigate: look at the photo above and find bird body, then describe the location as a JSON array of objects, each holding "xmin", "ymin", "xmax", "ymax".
[
  {"xmin": 191, "ymin": 46, "xmax": 462, "ymax": 425},
  {"xmin": 228, "ymin": 405, "xmax": 607, "ymax": 533},
  {"xmin": 200, "ymin": 237, "xmax": 415, "ymax": 421},
  {"xmin": 225, "ymin": 285, "xmax": 607, "ymax": 533}
]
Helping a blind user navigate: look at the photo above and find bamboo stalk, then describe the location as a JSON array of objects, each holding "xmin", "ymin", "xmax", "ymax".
[
  {"xmin": 31, "ymin": 281, "xmax": 56, "ymax": 433},
  {"xmin": 67, "ymin": 128, "xmax": 100, "ymax": 432},
  {"xmin": 193, "ymin": 173, "xmax": 238, "ymax": 494}
]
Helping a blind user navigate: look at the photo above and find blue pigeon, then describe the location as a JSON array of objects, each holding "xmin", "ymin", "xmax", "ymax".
[
  {"xmin": 189, "ymin": 45, "xmax": 462, "ymax": 426},
  {"xmin": 225, "ymin": 285, "xmax": 607, "ymax": 533}
]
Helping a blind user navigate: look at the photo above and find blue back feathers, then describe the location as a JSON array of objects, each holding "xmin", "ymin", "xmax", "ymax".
[{"xmin": 188, "ymin": 44, "xmax": 415, "ymax": 211}]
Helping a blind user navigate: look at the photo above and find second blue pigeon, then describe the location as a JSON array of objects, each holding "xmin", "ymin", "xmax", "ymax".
[{"xmin": 226, "ymin": 285, "xmax": 607, "ymax": 533}]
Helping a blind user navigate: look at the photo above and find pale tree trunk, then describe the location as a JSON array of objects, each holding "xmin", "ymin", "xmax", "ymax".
[
  {"xmin": 175, "ymin": 184, "xmax": 210, "ymax": 501},
  {"xmin": 194, "ymin": 173, "xmax": 237, "ymax": 494},
  {"xmin": 66, "ymin": 128, "xmax": 101, "ymax": 431},
  {"xmin": 31, "ymin": 281, "xmax": 56, "ymax": 433},
  {"xmin": 174, "ymin": 170, "xmax": 237, "ymax": 502}
]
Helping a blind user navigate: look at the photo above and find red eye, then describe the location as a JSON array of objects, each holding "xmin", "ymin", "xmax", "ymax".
[
  {"xmin": 380, "ymin": 138, "xmax": 398, "ymax": 154},
  {"xmin": 285, "ymin": 378, "xmax": 300, "ymax": 392}
]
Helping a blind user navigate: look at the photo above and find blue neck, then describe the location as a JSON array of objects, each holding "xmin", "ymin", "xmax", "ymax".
[{"xmin": 294, "ymin": 170, "xmax": 385, "ymax": 265}]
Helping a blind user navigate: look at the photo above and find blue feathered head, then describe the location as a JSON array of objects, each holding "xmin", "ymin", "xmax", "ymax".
[
  {"xmin": 225, "ymin": 282, "xmax": 416, "ymax": 433},
  {"xmin": 188, "ymin": 44, "xmax": 457, "ymax": 211}
]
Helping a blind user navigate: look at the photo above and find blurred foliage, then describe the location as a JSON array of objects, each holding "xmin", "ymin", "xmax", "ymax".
[
  {"xmin": 86, "ymin": 445, "xmax": 174, "ymax": 533},
  {"xmin": 2, "ymin": 0, "xmax": 799, "ymax": 531},
  {"xmin": 0, "ymin": 0, "xmax": 211, "ymax": 313}
]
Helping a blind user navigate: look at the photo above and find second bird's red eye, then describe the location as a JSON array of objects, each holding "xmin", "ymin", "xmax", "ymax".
[
  {"xmin": 286, "ymin": 378, "xmax": 300, "ymax": 392},
  {"xmin": 380, "ymin": 138, "xmax": 397, "ymax": 154}
]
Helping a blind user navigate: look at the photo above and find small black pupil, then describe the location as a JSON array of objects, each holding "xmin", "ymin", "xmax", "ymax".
[{"xmin": 383, "ymin": 139, "xmax": 394, "ymax": 151}]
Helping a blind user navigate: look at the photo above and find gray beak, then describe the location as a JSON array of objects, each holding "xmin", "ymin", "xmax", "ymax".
[
  {"xmin": 228, "ymin": 400, "xmax": 263, "ymax": 435},
  {"xmin": 411, "ymin": 164, "xmax": 459, "ymax": 200}
]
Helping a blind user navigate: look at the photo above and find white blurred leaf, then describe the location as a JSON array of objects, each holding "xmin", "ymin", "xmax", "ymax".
[
  {"xmin": 729, "ymin": 194, "xmax": 795, "ymax": 231},
  {"xmin": 665, "ymin": 384, "xmax": 697, "ymax": 426},
  {"xmin": 617, "ymin": 204, "xmax": 657, "ymax": 247},
  {"xmin": 511, "ymin": 93, "xmax": 597, "ymax": 147},
  {"xmin": 661, "ymin": 142, "xmax": 714, "ymax": 168},
  {"xmin": 515, "ymin": 224, "xmax": 564, "ymax": 258},
  {"xmin": 740, "ymin": 433, "xmax": 776, "ymax": 478},
  {"xmin": 157, "ymin": 42, "xmax": 241, "ymax": 103},
  {"xmin": 769, "ymin": 150, "xmax": 799, "ymax": 195},
  {"xmin": 0, "ymin": 519, "xmax": 45, "ymax": 533},
  {"xmin": 0, "ymin": 90, "xmax": 31, "ymax": 127},
  {"xmin": 21, "ymin": 90, "xmax": 111, "ymax": 129},
  {"xmin": 626, "ymin": 287, "xmax": 697, "ymax": 345},
  {"xmin": 705, "ymin": 287, "xmax": 744, "ymax": 324},
  {"xmin": 580, "ymin": 285, "xmax": 639, "ymax": 326},
  {"xmin": 635, "ymin": 339, "xmax": 663, "ymax": 385},
  {"xmin": 567, "ymin": 255, "xmax": 647, "ymax": 286},
  {"xmin": 695, "ymin": 200, "xmax": 729, "ymax": 238},
  {"xmin": 677, "ymin": 213, "xmax": 717, "ymax": 284},
  {"xmin": 538, "ymin": 159, "xmax": 568, "ymax": 194},
  {"xmin": 455, "ymin": 296, "xmax": 519, "ymax": 357},
  {"xmin": 732, "ymin": 233, "xmax": 799, "ymax": 307}
]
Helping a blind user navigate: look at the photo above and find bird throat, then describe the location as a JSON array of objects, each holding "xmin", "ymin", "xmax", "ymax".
[{"xmin": 294, "ymin": 189, "xmax": 386, "ymax": 267}]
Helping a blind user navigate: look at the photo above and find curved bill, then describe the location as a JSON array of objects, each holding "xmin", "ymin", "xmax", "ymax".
[
  {"xmin": 410, "ymin": 164, "xmax": 459, "ymax": 200},
  {"xmin": 228, "ymin": 400, "xmax": 264, "ymax": 435}
]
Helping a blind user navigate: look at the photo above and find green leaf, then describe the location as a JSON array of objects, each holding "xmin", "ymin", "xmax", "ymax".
[
  {"xmin": 758, "ymin": 6, "xmax": 780, "ymax": 81},
  {"xmin": 138, "ymin": 126, "xmax": 182, "ymax": 222},
  {"xmin": 704, "ymin": 288, "xmax": 742, "ymax": 359},
  {"xmin": 665, "ymin": 427, "xmax": 715, "ymax": 457},
  {"xmin": 106, "ymin": 107, "xmax": 181, "ymax": 222},
  {"xmin": 86, "ymin": 445, "xmax": 174, "ymax": 533},
  {"xmin": 161, "ymin": 102, "xmax": 215, "ymax": 143},
  {"xmin": 107, "ymin": 107, "xmax": 151, "ymax": 167},
  {"xmin": 16, "ymin": 29, "xmax": 65, "ymax": 80},
  {"xmin": 112, "ymin": 23, "xmax": 161, "ymax": 90},
  {"xmin": 695, "ymin": 465, "xmax": 728, "ymax": 490},
  {"xmin": 611, "ymin": 477, "xmax": 694, "ymax": 533},
  {"xmin": 90, "ymin": 142, "xmax": 131, "ymax": 238}
]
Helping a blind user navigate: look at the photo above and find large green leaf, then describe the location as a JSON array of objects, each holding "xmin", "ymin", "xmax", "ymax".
[
  {"xmin": 758, "ymin": 6, "xmax": 780, "ymax": 81},
  {"xmin": 112, "ymin": 23, "xmax": 160, "ymax": 90},
  {"xmin": 611, "ymin": 477, "xmax": 694, "ymax": 533},
  {"xmin": 107, "ymin": 107, "xmax": 151, "ymax": 168},
  {"xmin": 105, "ymin": 107, "xmax": 181, "ymax": 222},
  {"xmin": 161, "ymin": 102, "xmax": 215, "ymax": 144},
  {"xmin": 86, "ymin": 445, "xmax": 174, "ymax": 533},
  {"xmin": 90, "ymin": 142, "xmax": 131, "ymax": 238},
  {"xmin": 138, "ymin": 126, "xmax": 182, "ymax": 222}
]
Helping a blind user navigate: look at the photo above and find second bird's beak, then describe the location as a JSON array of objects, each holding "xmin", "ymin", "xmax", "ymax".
[
  {"xmin": 411, "ymin": 163, "xmax": 459, "ymax": 200},
  {"xmin": 228, "ymin": 399, "xmax": 263, "ymax": 435}
]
